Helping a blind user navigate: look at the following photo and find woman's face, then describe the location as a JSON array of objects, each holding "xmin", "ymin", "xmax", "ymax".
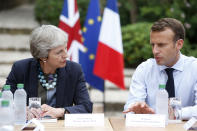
[{"xmin": 47, "ymin": 45, "xmax": 68, "ymax": 70}]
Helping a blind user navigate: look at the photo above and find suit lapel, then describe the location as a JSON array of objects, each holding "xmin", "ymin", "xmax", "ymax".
[
  {"xmin": 28, "ymin": 59, "xmax": 39, "ymax": 98},
  {"xmin": 56, "ymin": 66, "xmax": 68, "ymax": 107}
]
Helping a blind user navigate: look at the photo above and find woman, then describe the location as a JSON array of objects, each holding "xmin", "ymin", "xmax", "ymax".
[{"xmin": 6, "ymin": 25, "xmax": 92, "ymax": 119}]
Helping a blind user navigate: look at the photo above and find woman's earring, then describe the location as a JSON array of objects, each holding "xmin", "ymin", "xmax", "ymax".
[
  {"xmin": 40, "ymin": 58, "xmax": 47, "ymax": 63},
  {"xmin": 43, "ymin": 59, "xmax": 47, "ymax": 63}
]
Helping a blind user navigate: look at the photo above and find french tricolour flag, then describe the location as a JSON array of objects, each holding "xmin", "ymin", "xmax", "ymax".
[{"xmin": 94, "ymin": 0, "xmax": 125, "ymax": 89}]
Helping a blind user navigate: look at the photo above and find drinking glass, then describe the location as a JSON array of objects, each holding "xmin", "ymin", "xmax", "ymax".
[
  {"xmin": 28, "ymin": 97, "xmax": 42, "ymax": 119},
  {"xmin": 169, "ymin": 97, "xmax": 182, "ymax": 120},
  {"xmin": 29, "ymin": 97, "xmax": 41, "ymax": 109}
]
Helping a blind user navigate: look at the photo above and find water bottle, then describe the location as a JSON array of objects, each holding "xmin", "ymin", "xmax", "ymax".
[
  {"xmin": 156, "ymin": 84, "xmax": 169, "ymax": 124},
  {"xmin": 14, "ymin": 83, "xmax": 27, "ymax": 125},
  {"xmin": 0, "ymin": 100, "xmax": 14, "ymax": 131},
  {"xmin": 2, "ymin": 85, "xmax": 13, "ymax": 108}
]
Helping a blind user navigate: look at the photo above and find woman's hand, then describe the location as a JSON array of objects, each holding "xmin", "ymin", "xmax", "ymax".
[
  {"xmin": 41, "ymin": 104, "xmax": 65, "ymax": 118},
  {"xmin": 27, "ymin": 107, "xmax": 42, "ymax": 120}
]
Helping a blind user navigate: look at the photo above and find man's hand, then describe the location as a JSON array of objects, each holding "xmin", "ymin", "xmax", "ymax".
[
  {"xmin": 168, "ymin": 102, "xmax": 180, "ymax": 120},
  {"xmin": 123, "ymin": 102, "xmax": 155, "ymax": 114},
  {"xmin": 41, "ymin": 104, "xmax": 65, "ymax": 118}
]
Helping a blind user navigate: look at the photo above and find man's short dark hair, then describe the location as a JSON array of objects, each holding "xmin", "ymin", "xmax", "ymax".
[{"xmin": 151, "ymin": 18, "xmax": 185, "ymax": 42}]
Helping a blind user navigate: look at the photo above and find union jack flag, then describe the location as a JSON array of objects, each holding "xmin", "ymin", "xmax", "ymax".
[{"xmin": 59, "ymin": 0, "xmax": 86, "ymax": 63}]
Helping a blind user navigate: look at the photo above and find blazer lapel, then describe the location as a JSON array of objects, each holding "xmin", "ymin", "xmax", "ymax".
[
  {"xmin": 28, "ymin": 59, "xmax": 39, "ymax": 98},
  {"xmin": 56, "ymin": 66, "xmax": 68, "ymax": 107}
]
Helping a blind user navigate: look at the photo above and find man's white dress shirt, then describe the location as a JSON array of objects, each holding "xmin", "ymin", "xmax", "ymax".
[{"xmin": 124, "ymin": 53, "xmax": 197, "ymax": 120}]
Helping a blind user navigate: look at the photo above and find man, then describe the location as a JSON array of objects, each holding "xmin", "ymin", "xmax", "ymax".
[{"xmin": 124, "ymin": 18, "xmax": 197, "ymax": 120}]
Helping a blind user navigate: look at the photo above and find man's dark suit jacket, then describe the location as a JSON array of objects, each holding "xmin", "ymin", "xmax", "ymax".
[{"xmin": 6, "ymin": 58, "xmax": 92, "ymax": 113}]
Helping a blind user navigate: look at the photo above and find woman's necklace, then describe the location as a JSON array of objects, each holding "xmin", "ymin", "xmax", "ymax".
[{"xmin": 38, "ymin": 64, "xmax": 58, "ymax": 90}]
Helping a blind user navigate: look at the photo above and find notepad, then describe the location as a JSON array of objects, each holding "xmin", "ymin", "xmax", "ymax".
[
  {"xmin": 37, "ymin": 116, "xmax": 57, "ymax": 123},
  {"xmin": 38, "ymin": 118, "xmax": 57, "ymax": 123}
]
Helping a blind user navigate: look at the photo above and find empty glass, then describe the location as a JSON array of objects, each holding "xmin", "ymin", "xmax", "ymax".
[
  {"xmin": 169, "ymin": 97, "xmax": 182, "ymax": 120},
  {"xmin": 29, "ymin": 97, "xmax": 41, "ymax": 109},
  {"xmin": 28, "ymin": 97, "xmax": 42, "ymax": 120}
]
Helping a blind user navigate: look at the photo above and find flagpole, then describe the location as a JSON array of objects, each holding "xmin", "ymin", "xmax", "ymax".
[{"xmin": 103, "ymin": 81, "xmax": 105, "ymax": 113}]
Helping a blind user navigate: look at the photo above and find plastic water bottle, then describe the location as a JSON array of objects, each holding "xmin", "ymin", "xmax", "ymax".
[
  {"xmin": 14, "ymin": 83, "xmax": 27, "ymax": 125},
  {"xmin": 156, "ymin": 84, "xmax": 169, "ymax": 124},
  {"xmin": 0, "ymin": 100, "xmax": 14, "ymax": 131},
  {"xmin": 2, "ymin": 85, "xmax": 13, "ymax": 108}
]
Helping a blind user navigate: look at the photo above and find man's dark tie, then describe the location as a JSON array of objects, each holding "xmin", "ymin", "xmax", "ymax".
[{"xmin": 165, "ymin": 68, "xmax": 175, "ymax": 97}]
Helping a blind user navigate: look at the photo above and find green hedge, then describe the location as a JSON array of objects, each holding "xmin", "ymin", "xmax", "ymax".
[
  {"xmin": 35, "ymin": 0, "xmax": 64, "ymax": 25},
  {"xmin": 122, "ymin": 22, "xmax": 153, "ymax": 67}
]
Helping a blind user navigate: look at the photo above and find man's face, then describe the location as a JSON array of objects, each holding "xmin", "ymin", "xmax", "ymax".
[{"xmin": 150, "ymin": 28, "xmax": 181, "ymax": 67}]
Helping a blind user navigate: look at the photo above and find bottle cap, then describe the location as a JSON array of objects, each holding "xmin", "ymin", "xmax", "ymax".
[
  {"xmin": 17, "ymin": 83, "xmax": 24, "ymax": 89},
  {"xmin": 1, "ymin": 100, "xmax": 9, "ymax": 107},
  {"xmin": 159, "ymin": 84, "xmax": 165, "ymax": 89},
  {"xmin": 3, "ymin": 85, "xmax": 11, "ymax": 90}
]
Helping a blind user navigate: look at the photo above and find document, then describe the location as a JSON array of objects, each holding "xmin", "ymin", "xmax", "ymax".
[
  {"xmin": 64, "ymin": 113, "xmax": 104, "ymax": 127},
  {"xmin": 184, "ymin": 117, "xmax": 197, "ymax": 130},
  {"xmin": 38, "ymin": 116, "xmax": 57, "ymax": 123},
  {"xmin": 126, "ymin": 114, "xmax": 166, "ymax": 127}
]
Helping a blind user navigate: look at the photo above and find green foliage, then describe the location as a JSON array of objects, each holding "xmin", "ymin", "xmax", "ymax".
[
  {"xmin": 118, "ymin": 0, "xmax": 132, "ymax": 26},
  {"xmin": 76, "ymin": 0, "xmax": 90, "ymax": 26},
  {"xmin": 122, "ymin": 22, "xmax": 153, "ymax": 67},
  {"xmin": 128, "ymin": 0, "xmax": 197, "ymax": 48},
  {"xmin": 35, "ymin": 0, "xmax": 64, "ymax": 26}
]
